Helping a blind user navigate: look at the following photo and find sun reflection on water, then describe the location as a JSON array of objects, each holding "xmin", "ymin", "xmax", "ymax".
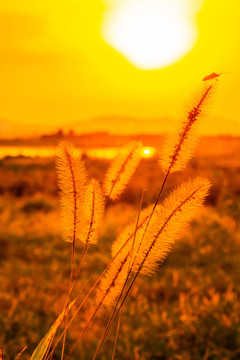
[
  {"xmin": 142, "ymin": 147, "xmax": 156, "ymax": 158},
  {"xmin": 0, "ymin": 146, "xmax": 156, "ymax": 159}
]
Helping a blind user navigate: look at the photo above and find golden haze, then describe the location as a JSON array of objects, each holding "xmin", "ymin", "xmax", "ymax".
[{"xmin": 0, "ymin": 0, "xmax": 239, "ymax": 137}]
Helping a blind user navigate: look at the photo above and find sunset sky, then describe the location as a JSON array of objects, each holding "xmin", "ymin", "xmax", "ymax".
[{"xmin": 0, "ymin": 0, "xmax": 239, "ymax": 137}]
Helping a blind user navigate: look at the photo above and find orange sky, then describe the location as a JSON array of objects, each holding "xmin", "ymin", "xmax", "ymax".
[{"xmin": 0, "ymin": 0, "xmax": 239, "ymax": 137}]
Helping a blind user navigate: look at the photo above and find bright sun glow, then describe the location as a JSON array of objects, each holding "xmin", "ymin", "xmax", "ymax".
[
  {"xmin": 142, "ymin": 147, "xmax": 156, "ymax": 158},
  {"xmin": 102, "ymin": 0, "xmax": 201, "ymax": 69}
]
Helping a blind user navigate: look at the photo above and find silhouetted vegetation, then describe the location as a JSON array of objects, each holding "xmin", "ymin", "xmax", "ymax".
[{"xmin": 0, "ymin": 135, "xmax": 240, "ymax": 359}]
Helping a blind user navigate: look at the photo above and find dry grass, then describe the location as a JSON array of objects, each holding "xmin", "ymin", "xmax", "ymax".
[
  {"xmin": 1, "ymin": 78, "xmax": 240, "ymax": 359},
  {"xmin": 0, "ymin": 142, "xmax": 240, "ymax": 358}
]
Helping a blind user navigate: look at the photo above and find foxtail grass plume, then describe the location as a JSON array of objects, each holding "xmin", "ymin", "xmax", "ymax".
[
  {"xmin": 111, "ymin": 204, "xmax": 161, "ymax": 259},
  {"xmin": 56, "ymin": 141, "xmax": 87, "ymax": 242},
  {"xmin": 97, "ymin": 204, "xmax": 161, "ymax": 306},
  {"xmin": 160, "ymin": 81, "xmax": 217, "ymax": 174},
  {"xmin": 97, "ymin": 246, "xmax": 130, "ymax": 306},
  {"xmin": 132, "ymin": 177, "xmax": 211, "ymax": 276},
  {"xmin": 103, "ymin": 141, "xmax": 142, "ymax": 200},
  {"xmin": 79, "ymin": 179, "xmax": 105, "ymax": 245},
  {"xmin": 97, "ymin": 176, "xmax": 210, "ymax": 305}
]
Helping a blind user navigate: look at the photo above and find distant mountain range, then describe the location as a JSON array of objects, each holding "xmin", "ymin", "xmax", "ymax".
[
  {"xmin": 0, "ymin": 129, "xmax": 164, "ymax": 148},
  {"xmin": 67, "ymin": 115, "xmax": 173, "ymax": 135},
  {"xmin": 65, "ymin": 114, "xmax": 240, "ymax": 136},
  {"xmin": 1, "ymin": 114, "xmax": 239, "ymax": 142},
  {"xmin": 0, "ymin": 128, "xmax": 238, "ymax": 152}
]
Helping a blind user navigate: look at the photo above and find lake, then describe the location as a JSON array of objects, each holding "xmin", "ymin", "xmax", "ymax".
[{"xmin": 0, "ymin": 146, "xmax": 156, "ymax": 159}]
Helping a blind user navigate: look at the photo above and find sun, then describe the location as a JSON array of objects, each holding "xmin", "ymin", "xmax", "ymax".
[
  {"xmin": 102, "ymin": 0, "xmax": 201, "ymax": 70},
  {"xmin": 142, "ymin": 147, "xmax": 156, "ymax": 158}
]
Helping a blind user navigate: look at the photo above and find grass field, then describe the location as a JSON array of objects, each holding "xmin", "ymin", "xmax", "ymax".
[{"xmin": 0, "ymin": 136, "xmax": 240, "ymax": 359}]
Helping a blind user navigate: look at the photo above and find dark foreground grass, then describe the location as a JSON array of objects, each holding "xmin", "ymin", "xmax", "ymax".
[{"xmin": 0, "ymin": 138, "xmax": 240, "ymax": 359}]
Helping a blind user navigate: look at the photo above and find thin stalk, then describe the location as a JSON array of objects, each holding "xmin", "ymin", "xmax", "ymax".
[
  {"xmin": 60, "ymin": 241, "xmax": 89, "ymax": 360},
  {"xmin": 46, "ymin": 242, "xmax": 91, "ymax": 360},
  {"xmin": 93, "ymin": 266, "xmax": 144, "ymax": 360},
  {"xmin": 92, "ymin": 192, "xmax": 145, "ymax": 360},
  {"xmin": 65, "ymin": 252, "xmax": 129, "ymax": 360},
  {"xmin": 67, "ymin": 191, "xmax": 144, "ymax": 359},
  {"xmin": 50, "ymin": 177, "xmax": 154, "ymax": 359},
  {"xmin": 111, "ymin": 307, "xmax": 122, "ymax": 360},
  {"xmin": 43, "ymin": 341, "xmax": 54, "ymax": 360},
  {"xmin": 15, "ymin": 346, "xmax": 27, "ymax": 360},
  {"xmin": 59, "ymin": 149, "xmax": 78, "ymax": 360},
  {"xmin": 140, "ymin": 169, "xmax": 169, "ymax": 248},
  {"xmin": 60, "ymin": 245, "xmax": 75, "ymax": 360},
  {"xmin": 46, "ymin": 230, "xmax": 134, "ymax": 360},
  {"xmin": 47, "ymin": 228, "xmax": 90, "ymax": 360},
  {"xmin": 60, "ymin": 178, "xmax": 98, "ymax": 359},
  {"xmin": 52, "ymin": 172, "xmax": 168, "ymax": 360},
  {"xmin": 111, "ymin": 191, "xmax": 144, "ymax": 360},
  {"xmin": 46, "ymin": 231, "xmax": 77, "ymax": 360},
  {"xmin": 65, "ymin": 302, "xmax": 103, "ymax": 360},
  {"xmin": 93, "ymin": 185, "xmax": 204, "ymax": 351},
  {"xmin": 92, "ymin": 173, "xmax": 170, "ymax": 359}
]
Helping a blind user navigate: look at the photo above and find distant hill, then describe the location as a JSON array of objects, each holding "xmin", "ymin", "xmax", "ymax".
[
  {"xmin": 0, "ymin": 129, "xmax": 239, "ymax": 152},
  {"xmin": 67, "ymin": 115, "xmax": 172, "ymax": 135},
  {"xmin": 0, "ymin": 131, "xmax": 164, "ymax": 148}
]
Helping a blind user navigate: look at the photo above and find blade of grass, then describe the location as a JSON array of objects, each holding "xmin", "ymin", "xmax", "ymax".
[
  {"xmin": 30, "ymin": 299, "xmax": 75, "ymax": 360},
  {"xmin": 46, "ymin": 232, "xmax": 133, "ymax": 360},
  {"xmin": 59, "ymin": 241, "xmax": 89, "ymax": 360}
]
